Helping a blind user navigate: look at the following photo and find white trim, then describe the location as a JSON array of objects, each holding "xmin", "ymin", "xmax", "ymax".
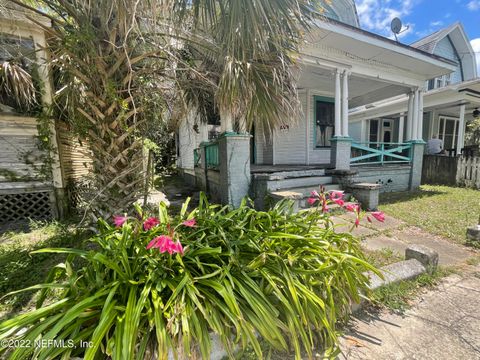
[
  {"xmin": 342, "ymin": 71, "xmax": 349, "ymax": 136},
  {"xmin": 334, "ymin": 70, "xmax": 342, "ymax": 137},
  {"xmin": 306, "ymin": 89, "xmax": 311, "ymax": 165},
  {"xmin": 457, "ymin": 105, "xmax": 466, "ymax": 155},
  {"xmin": 437, "ymin": 115, "xmax": 460, "ymax": 149},
  {"xmin": 398, "ymin": 115, "xmax": 405, "ymax": 143}
]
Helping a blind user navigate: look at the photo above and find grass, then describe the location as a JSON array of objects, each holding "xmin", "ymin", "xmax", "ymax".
[
  {"xmin": 369, "ymin": 267, "xmax": 454, "ymax": 312},
  {"xmin": 363, "ymin": 248, "xmax": 403, "ymax": 268},
  {"xmin": 379, "ymin": 185, "xmax": 480, "ymax": 244},
  {"xmin": 0, "ymin": 220, "xmax": 90, "ymax": 319}
]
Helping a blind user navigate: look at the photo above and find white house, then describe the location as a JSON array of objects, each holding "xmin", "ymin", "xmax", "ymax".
[
  {"xmin": 175, "ymin": 1, "xmax": 461, "ymax": 209},
  {"xmin": 350, "ymin": 22, "xmax": 480, "ymax": 156}
]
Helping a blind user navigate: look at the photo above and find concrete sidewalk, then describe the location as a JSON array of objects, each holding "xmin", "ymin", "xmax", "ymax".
[
  {"xmin": 339, "ymin": 264, "xmax": 480, "ymax": 359},
  {"xmin": 332, "ymin": 213, "xmax": 476, "ymax": 266}
]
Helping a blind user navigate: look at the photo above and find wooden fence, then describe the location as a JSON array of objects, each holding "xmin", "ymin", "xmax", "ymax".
[
  {"xmin": 456, "ymin": 157, "xmax": 480, "ymax": 189},
  {"xmin": 422, "ymin": 155, "xmax": 480, "ymax": 189}
]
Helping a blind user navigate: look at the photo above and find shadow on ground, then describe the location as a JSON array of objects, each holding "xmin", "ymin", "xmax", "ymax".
[
  {"xmin": 0, "ymin": 223, "xmax": 91, "ymax": 321},
  {"xmin": 379, "ymin": 188, "xmax": 446, "ymax": 205}
]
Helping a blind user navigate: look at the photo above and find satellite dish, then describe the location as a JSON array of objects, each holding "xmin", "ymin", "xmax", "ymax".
[{"xmin": 391, "ymin": 17, "xmax": 402, "ymax": 35}]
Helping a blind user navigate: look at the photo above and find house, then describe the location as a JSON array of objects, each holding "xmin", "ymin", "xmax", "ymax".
[
  {"xmin": 175, "ymin": 1, "xmax": 458, "ymax": 209},
  {"xmin": 0, "ymin": 5, "xmax": 90, "ymax": 228},
  {"xmin": 350, "ymin": 22, "xmax": 479, "ymax": 157}
]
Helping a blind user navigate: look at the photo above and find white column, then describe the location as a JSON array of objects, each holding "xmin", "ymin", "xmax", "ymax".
[
  {"xmin": 457, "ymin": 105, "xmax": 466, "ymax": 155},
  {"xmin": 412, "ymin": 89, "xmax": 420, "ymax": 140},
  {"xmin": 334, "ymin": 70, "xmax": 342, "ymax": 137},
  {"xmin": 342, "ymin": 71, "xmax": 349, "ymax": 137},
  {"xmin": 417, "ymin": 90, "xmax": 424, "ymax": 141},
  {"xmin": 220, "ymin": 110, "xmax": 233, "ymax": 133},
  {"xmin": 398, "ymin": 114, "xmax": 405, "ymax": 143},
  {"xmin": 406, "ymin": 92, "xmax": 414, "ymax": 141}
]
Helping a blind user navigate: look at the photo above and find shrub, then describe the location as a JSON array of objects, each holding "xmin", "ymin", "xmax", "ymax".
[{"xmin": 0, "ymin": 194, "xmax": 378, "ymax": 359}]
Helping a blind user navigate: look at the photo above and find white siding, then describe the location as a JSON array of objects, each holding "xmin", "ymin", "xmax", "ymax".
[
  {"xmin": 349, "ymin": 122, "xmax": 362, "ymax": 142},
  {"xmin": 177, "ymin": 111, "xmax": 208, "ymax": 170},
  {"xmin": 273, "ymin": 91, "xmax": 307, "ymax": 164}
]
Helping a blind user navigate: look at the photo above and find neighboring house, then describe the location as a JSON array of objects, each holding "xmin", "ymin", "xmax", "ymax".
[
  {"xmin": 176, "ymin": 1, "xmax": 458, "ymax": 209},
  {"xmin": 350, "ymin": 22, "xmax": 479, "ymax": 156},
  {"xmin": 0, "ymin": 5, "xmax": 90, "ymax": 228}
]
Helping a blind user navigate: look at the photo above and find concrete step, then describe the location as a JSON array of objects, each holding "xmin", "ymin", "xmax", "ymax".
[
  {"xmin": 265, "ymin": 176, "xmax": 335, "ymax": 192},
  {"xmin": 256, "ymin": 169, "xmax": 326, "ymax": 180}
]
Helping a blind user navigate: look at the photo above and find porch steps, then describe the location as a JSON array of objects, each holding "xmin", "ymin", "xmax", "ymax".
[{"xmin": 270, "ymin": 184, "xmax": 343, "ymax": 211}]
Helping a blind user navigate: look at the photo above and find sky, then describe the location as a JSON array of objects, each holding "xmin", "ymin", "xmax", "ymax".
[{"xmin": 355, "ymin": 0, "xmax": 480, "ymax": 74}]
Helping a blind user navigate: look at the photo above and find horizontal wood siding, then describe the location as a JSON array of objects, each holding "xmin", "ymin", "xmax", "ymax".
[
  {"xmin": 57, "ymin": 122, "xmax": 93, "ymax": 182},
  {"xmin": 273, "ymin": 92, "xmax": 307, "ymax": 164},
  {"xmin": 0, "ymin": 116, "xmax": 47, "ymax": 182}
]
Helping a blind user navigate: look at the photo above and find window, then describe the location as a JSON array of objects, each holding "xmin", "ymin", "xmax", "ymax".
[
  {"xmin": 369, "ymin": 119, "xmax": 379, "ymax": 143},
  {"xmin": 438, "ymin": 117, "xmax": 459, "ymax": 150},
  {"xmin": 314, "ymin": 98, "xmax": 334, "ymax": 148}
]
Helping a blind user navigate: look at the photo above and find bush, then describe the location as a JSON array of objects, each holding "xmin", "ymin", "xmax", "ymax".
[{"xmin": 0, "ymin": 194, "xmax": 378, "ymax": 359}]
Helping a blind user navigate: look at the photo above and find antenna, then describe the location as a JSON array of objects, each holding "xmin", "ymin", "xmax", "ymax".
[{"xmin": 391, "ymin": 17, "xmax": 409, "ymax": 42}]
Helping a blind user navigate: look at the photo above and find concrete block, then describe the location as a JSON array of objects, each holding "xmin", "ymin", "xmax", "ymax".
[
  {"xmin": 467, "ymin": 225, "xmax": 480, "ymax": 243},
  {"xmin": 349, "ymin": 183, "xmax": 382, "ymax": 210},
  {"xmin": 367, "ymin": 259, "xmax": 426, "ymax": 291},
  {"xmin": 405, "ymin": 244, "xmax": 439, "ymax": 272}
]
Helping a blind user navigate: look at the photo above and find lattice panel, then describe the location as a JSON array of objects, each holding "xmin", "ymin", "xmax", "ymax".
[
  {"xmin": 0, "ymin": 191, "xmax": 54, "ymax": 223},
  {"xmin": 67, "ymin": 182, "xmax": 95, "ymax": 211}
]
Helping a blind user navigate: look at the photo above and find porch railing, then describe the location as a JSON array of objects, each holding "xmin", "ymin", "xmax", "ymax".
[
  {"xmin": 350, "ymin": 142, "xmax": 413, "ymax": 166},
  {"xmin": 204, "ymin": 141, "xmax": 219, "ymax": 169}
]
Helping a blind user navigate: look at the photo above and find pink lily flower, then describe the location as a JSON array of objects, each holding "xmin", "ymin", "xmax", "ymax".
[
  {"xmin": 311, "ymin": 190, "xmax": 319, "ymax": 198},
  {"xmin": 307, "ymin": 197, "xmax": 317, "ymax": 206},
  {"xmin": 144, "ymin": 217, "xmax": 160, "ymax": 231},
  {"xmin": 367, "ymin": 216, "xmax": 372, "ymax": 223},
  {"xmin": 333, "ymin": 198, "xmax": 345, "ymax": 207},
  {"xmin": 345, "ymin": 203, "xmax": 360, "ymax": 213},
  {"xmin": 371, "ymin": 211, "xmax": 386, "ymax": 223},
  {"xmin": 113, "ymin": 215, "xmax": 127, "ymax": 228},
  {"xmin": 329, "ymin": 190, "xmax": 344, "ymax": 200},
  {"xmin": 355, "ymin": 217, "xmax": 360, "ymax": 227},
  {"xmin": 182, "ymin": 219, "xmax": 197, "ymax": 227}
]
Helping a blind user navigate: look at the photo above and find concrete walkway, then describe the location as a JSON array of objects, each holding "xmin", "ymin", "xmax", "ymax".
[
  {"xmin": 339, "ymin": 264, "xmax": 480, "ymax": 359},
  {"xmin": 332, "ymin": 212, "xmax": 480, "ymax": 359},
  {"xmin": 332, "ymin": 212, "xmax": 476, "ymax": 266}
]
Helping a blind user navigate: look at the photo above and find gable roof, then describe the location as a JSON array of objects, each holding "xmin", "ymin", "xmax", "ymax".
[
  {"xmin": 411, "ymin": 23, "xmax": 460, "ymax": 54},
  {"xmin": 410, "ymin": 22, "xmax": 477, "ymax": 79}
]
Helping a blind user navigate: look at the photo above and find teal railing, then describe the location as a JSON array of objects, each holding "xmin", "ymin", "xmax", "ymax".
[
  {"xmin": 204, "ymin": 141, "xmax": 219, "ymax": 169},
  {"xmin": 351, "ymin": 142, "xmax": 412, "ymax": 165},
  {"xmin": 193, "ymin": 148, "xmax": 201, "ymax": 167}
]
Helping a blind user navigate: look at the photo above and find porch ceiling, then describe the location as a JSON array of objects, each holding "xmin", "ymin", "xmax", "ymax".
[
  {"xmin": 349, "ymin": 78, "xmax": 480, "ymax": 121},
  {"xmin": 298, "ymin": 64, "xmax": 411, "ymax": 108}
]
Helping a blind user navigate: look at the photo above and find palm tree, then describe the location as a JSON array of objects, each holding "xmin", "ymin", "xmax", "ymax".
[{"xmin": 11, "ymin": 0, "xmax": 321, "ymax": 217}]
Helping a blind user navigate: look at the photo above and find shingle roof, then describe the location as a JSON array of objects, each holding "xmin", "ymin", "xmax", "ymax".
[{"xmin": 410, "ymin": 23, "xmax": 460, "ymax": 53}]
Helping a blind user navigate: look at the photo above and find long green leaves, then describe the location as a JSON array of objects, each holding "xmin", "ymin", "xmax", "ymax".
[{"xmin": 0, "ymin": 195, "xmax": 377, "ymax": 359}]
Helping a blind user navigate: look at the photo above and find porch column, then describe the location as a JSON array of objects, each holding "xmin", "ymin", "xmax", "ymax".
[
  {"xmin": 406, "ymin": 92, "xmax": 414, "ymax": 141},
  {"xmin": 417, "ymin": 90, "xmax": 424, "ymax": 141},
  {"xmin": 334, "ymin": 70, "xmax": 342, "ymax": 137},
  {"xmin": 412, "ymin": 89, "xmax": 420, "ymax": 140},
  {"xmin": 456, "ymin": 105, "xmax": 466, "ymax": 155},
  {"xmin": 342, "ymin": 70, "xmax": 349, "ymax": 137},
  {"xmin": 218, "ymin": 133, "xmax": 251, "ymax": 207},
  {"xmin": 220, "ymin": 111, "xmax": 233, "ymax": 133},
  {"xmin": 398, "ymin": 114, "xmax": 405, "ymax": 143}
]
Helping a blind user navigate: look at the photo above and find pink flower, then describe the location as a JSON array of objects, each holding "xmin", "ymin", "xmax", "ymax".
[
  {"xmin": 333, "ymin": 198, "xmax": 345, "ymax": 207},
  {"xmin": 146, "ymin": 235, "xmax": 183, "ymax": 255},
  {"xmin": 367, "ymin": 216, "xmax": 372, "ymax": 223},
  {"xmin": 371, "ymin": 211, "xmax": 385, "ymax": 223},
  {"xmin": 113, "ymin": 215, "xmax": 127, "ymax": 228},
  {"xmin": 329, "ymin": 191, "xmax": 344, "ymax": 200},
  {"xmin": 345, "ymin": 203, "xmax": 360, "ymax": 213},
  {"xmin": 322, "ymin": 203, "xmax": 329, "ymax": 213},
  {"xmin": 182, "ymin": 219, "xmax": 197, "ymax": 227},
  {"xmin": 311, "ymin": 190, "xmax": 319, "ymax": 198},
  {"xmin": 355, "ymin": 217, "xmax": 360, "ymax": 227},
  {"xmin": 144, "ymin": 217, "xmax": 160, "ymax": 231},
  {"xmin": 307, "ymin": 197, "xmax": 317, "ymax": 206}
]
